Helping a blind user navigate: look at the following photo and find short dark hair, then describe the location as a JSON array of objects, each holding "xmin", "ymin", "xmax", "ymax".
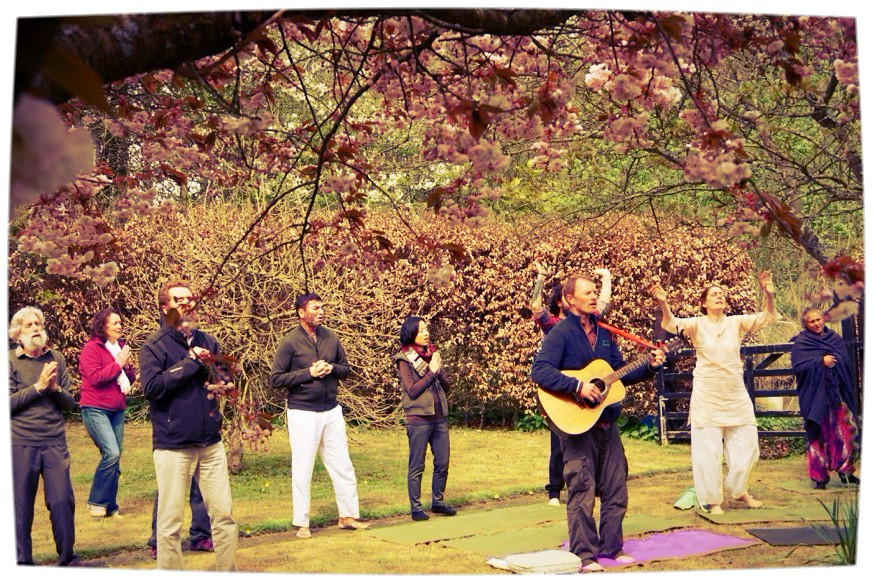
[
  {"xmin": 547, "ymin": 283, "xmax": 563, "ymax": 317},
  {"xmin": 295, "ymin": 292, "xmax": 322, "ymax": 314},
  {"xmin": 399, "ymin": 316, "xmax": 423, "ymax": 345},
  {"xmin": 89, "ymin": 308, "xmax": 120, "ymax": 342}
]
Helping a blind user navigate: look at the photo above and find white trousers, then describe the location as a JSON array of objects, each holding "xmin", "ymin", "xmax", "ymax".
[
  {"xmin": 153, "ymin": 442, "xmax": 238, "ymax": 571},
  {"xmin": 287, "ymin": 405, "xmax": 361, "ymax": 527},
  {"xmin": 691, "ymin": 424, "xmax": 760, "ymax": 506}
]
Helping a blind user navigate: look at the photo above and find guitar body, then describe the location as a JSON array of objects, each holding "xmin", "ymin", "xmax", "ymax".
[{"xmin": 536, "ymin": 359, "xmax": 626, "ymax": 437}]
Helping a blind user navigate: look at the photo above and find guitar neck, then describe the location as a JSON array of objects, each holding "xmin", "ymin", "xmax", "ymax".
[
  {"xmin": 603, "ymin": 354, "xmax": 651, "ymax": 385},
  {"xmin": 602, "ymin": 337, "xmax": 680, "ymax": 385}
]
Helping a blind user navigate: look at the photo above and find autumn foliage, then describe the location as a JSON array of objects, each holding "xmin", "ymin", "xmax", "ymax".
[{"xmin": 8, "ymin": 203, "xmax": 760, "ymax": 431}]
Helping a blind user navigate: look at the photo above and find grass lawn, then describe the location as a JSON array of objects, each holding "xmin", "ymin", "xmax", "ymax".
[{"xmin": 18, "ymin": 421, "xmax": 860, "ymax": 574}]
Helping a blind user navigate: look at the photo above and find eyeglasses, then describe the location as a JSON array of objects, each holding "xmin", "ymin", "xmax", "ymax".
[{"xmin": 172, "ymin": 295, "xmax": 195, "ymax": 305}]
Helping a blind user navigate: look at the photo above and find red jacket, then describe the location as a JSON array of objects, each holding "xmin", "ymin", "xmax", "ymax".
[{"xmin": 78, "ymin": 336, "xmax": 134, "ymax": 411}]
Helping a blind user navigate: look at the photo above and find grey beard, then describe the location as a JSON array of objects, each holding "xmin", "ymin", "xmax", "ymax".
[{"xmin": 21, "ymin": 331, "xmax": 48, "ymax": 352}]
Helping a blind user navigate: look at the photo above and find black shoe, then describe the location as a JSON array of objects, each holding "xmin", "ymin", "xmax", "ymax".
[
  {"xmin": 431, "ymin": 504, "xmax": 457, "ymax": 516},
  {"xmin": 813, "ymin": 480, "xmax": 827, "ymax": 490},
  {"xmin": 411, "ymin": 511, "xmax": 429, "ymax": 521},
  {"xmin": 838, "ymin": 472, "xmax": 860, "ymax": 485}
]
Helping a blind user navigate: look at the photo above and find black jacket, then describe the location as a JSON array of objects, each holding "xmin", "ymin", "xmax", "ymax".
[
  {"xmin": 140, "ymin": 325, "xmax": 223, "ymax": 450},
  {"xmin": 270, "ymin": 325, "xmax": 351, "ymax": 412}
]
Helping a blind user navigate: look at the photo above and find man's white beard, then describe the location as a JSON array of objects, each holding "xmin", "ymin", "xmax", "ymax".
[{"xmin": 21, "ymin": 331, "xmax": 47, "ymax": 352}]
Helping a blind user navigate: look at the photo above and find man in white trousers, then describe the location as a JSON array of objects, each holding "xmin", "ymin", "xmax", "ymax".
[{"xmin": 270, "ymin": 292, "xmax": 369, "ymax": 538}]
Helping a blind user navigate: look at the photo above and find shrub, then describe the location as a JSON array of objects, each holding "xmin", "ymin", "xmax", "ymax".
[{"xmin": 8, "ymin": 202, "xmax": 760, "ymax": 439}]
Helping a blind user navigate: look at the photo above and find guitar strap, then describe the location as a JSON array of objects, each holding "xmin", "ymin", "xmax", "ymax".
[{"xmin": 597, "ymin": 321, "xmax": 658, "ymax": 350}]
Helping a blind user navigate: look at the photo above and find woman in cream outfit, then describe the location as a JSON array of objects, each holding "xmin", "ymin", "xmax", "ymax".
[{"xmin": 650, "ymin": 271, "xmax": 775, "ymax": 514}]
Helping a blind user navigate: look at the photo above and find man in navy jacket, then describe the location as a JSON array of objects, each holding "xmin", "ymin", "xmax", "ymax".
[
  {"xmin": 140, "ymin": 280, "xmax": 237, "ymax": 570},
  {"xmin": 531, "ymin": 274, "xmax": 664, "ymax": 572}
]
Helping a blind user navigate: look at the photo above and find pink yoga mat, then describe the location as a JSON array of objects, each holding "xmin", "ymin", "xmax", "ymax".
[{"xmin": 561, "ymin": 528, "xmax": 760, "ymax": 568}]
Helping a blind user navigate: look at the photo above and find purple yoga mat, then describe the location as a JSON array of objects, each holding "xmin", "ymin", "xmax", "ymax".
[{"xmin": 561, "ymin": 529, "xmax": 760, "ymax": 568}]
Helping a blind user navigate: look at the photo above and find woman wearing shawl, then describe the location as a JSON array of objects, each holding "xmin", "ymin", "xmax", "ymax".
[
  {"xmin": 651, "ymin": 271, "xmax": 776, "ymax": 515},
  {"xmin": 393, "ymin": 316, "xmax": 456, "ymax": 521},
  {"xmin": 78, "ymin": 308, "xmax": 135, "ymax": 518},
  {"xmin": 790, "ymin": 307, "xmax": 860, "ymax": 489}
]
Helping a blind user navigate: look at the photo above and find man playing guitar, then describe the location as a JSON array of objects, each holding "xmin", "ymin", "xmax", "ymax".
[{"xmin": 531, "ymin": 274, "xmax": 665, "ymax": 572}]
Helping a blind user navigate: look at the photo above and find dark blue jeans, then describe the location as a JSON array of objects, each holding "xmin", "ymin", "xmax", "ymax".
[
  {"xmin": 148, "ymin": 477, "xmax": 212, "ymax": 548},
  {"xmin": 546, "ymin": 428, "xmax": 565, "ymax": 499},
  {"xmin": 406, "ymin": 420, "xmax": 450, "ymax": 512},
  {"xmin": 81, "ymin": 406, "xmax": 124, "ymax": 515}
]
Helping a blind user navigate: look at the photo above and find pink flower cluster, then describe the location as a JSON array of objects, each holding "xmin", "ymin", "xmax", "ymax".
[
  {"xmin": 604, "ymin": 114, "xmax": 653, "ymax": 153},
  {"xmin": 833, "ymin": 59, "xmax": 858, "ymax": 85},
  {"xmin": 683, "ymin": 151, "xmax": 751, "ymax": 188}
]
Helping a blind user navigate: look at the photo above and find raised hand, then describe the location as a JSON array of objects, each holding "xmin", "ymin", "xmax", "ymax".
[
  {"xmin": 758, "ymin": 270, "xmax": 774, "ymax": 294},
  {"xmin": 36, "ymin": 361, "xmax": 58, "ymax": 393},
  {"xmin": 649, "ymin": 283, "xmax": 668, "ymax": 302},
  {"xmin": 117, "ymin": 344, "xmax": 132, "ymax": 366},
  {"xmin": 428, "ymin": 351, "xmax": 442, "ymax": 373}
]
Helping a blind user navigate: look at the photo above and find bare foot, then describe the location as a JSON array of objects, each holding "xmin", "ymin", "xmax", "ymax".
[
  {"xmin": 702, "ymin": 504, "xmax": 724, "ymax": 515},
  {"xmin": 738, "ymin": 494, "xmax": 763, "ymax": 509},
  {"xmin": 296, "ymin": 526, "xmax": 312, "ymax": 539},
  {"xmin": 338, "ymin": 517, "xmax": 370, "ymax": 530},
  {"xmin": 614, "ymin": 554, "xmax": 635, "ymax": 564}
]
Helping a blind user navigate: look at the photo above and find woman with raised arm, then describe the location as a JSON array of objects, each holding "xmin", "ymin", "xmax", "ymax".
[{"xmin": 650, "ymin": 272, "xmax": 775, "ymax": 515}]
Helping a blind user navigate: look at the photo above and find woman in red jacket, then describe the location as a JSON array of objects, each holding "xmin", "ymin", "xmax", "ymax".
[{"xmin": 78, "ymin": 308, "xmax": 135, "ymax": 518}]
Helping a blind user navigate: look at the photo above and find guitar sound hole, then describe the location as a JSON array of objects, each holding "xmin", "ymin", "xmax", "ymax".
[{"xmin": 582, "ymin": 378, "xmax": 607, "ymax": 408}]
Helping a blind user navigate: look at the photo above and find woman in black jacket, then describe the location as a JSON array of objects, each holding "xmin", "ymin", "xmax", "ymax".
[{"xmin": 392, "ymin": 316, "xmax": 457, "ymax": 521}]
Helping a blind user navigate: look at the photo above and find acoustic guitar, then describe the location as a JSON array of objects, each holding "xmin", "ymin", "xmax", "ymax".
[{"xmin": 536, "ymin": 335, "xmax": 685, "ymax": 437}]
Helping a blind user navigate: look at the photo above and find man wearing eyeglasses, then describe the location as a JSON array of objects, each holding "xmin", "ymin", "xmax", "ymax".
[{"xmin": 140, "ymin": 280, "xmax": 238, "ymax": 571}]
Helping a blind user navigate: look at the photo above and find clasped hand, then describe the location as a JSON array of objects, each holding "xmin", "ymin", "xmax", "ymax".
[
  {"xmin": 428, "ymin": 351, "xmax": 442, "ymax": 373},
  {"xmin": 309, "ymin": 359, "xmax": 333, "ymax": 378},
  {"xmin": 36, "ymin": 362, "xmax": 59, "ymax": 393}
]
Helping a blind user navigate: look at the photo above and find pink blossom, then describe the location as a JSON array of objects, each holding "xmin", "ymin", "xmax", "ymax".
[
  {"xmin": 834, "ymin": 59, "xmax": 858, "ymax": 84},
  {"xmin": 584, "ymin": 64, "xmax": 611, "ymax": 90},
  {"xmin": 10, "ymin": 95, "xmax": 96, "ymax": 209},
  {"xmin": 606, "ymin": 74, "xmax": 642, "ymax": 101}
]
